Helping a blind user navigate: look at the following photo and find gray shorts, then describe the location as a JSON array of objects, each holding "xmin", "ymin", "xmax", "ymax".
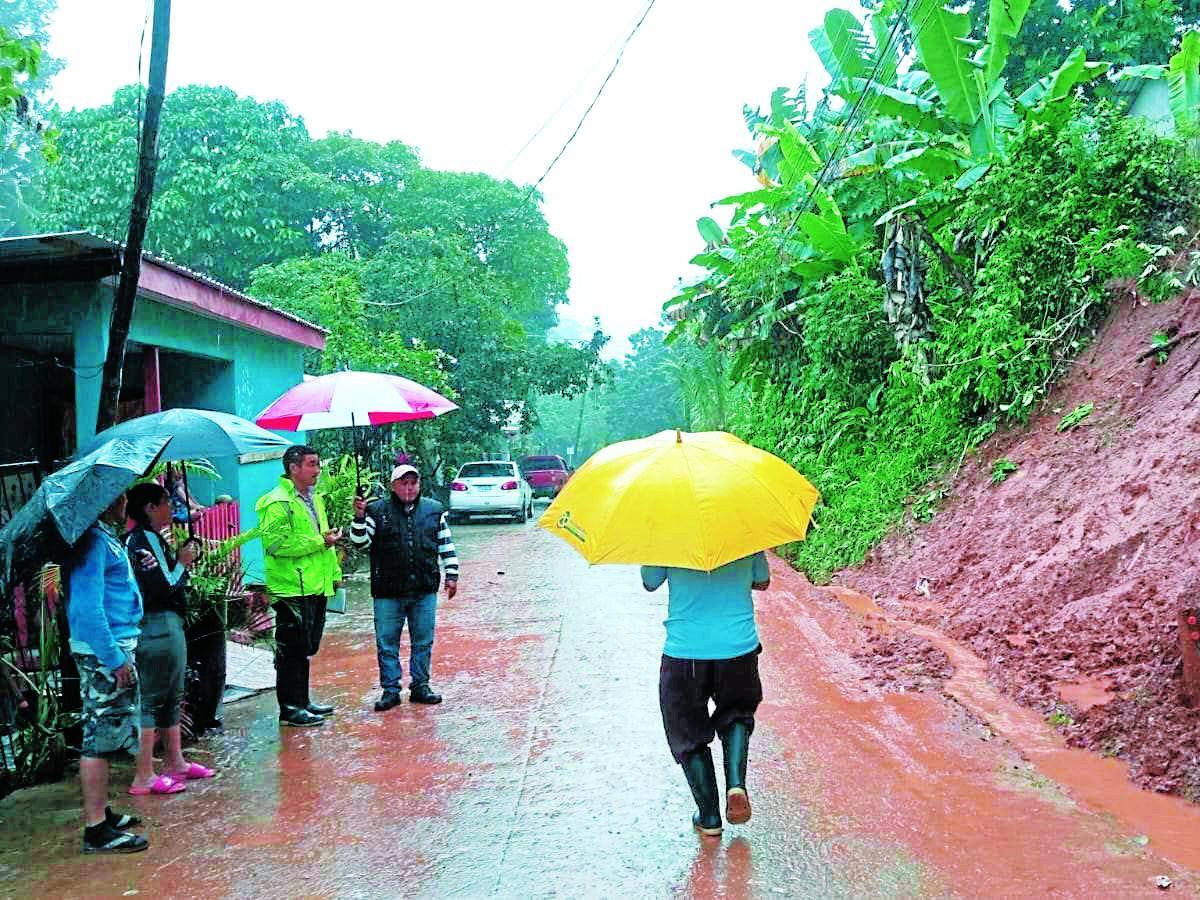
[
  {"xmin": 136, "ymin": 610, "xmax": 186, "ymax": 728},
  {"xmin": 74, "ymin": 652, "xmax": 140, "ymax": 758}
]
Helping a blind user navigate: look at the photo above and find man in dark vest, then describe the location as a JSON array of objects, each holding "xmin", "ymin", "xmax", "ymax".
[{"xmin": 350, "ymin": 462, "xmax": 459, "ymax": 710}]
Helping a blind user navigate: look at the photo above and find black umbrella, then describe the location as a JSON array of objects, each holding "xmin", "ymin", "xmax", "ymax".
[{"xmin": 0, "ymin": 435, "xmax": 172, "ymax": 594}]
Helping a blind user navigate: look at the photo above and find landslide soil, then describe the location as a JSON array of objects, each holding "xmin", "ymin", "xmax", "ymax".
[{"xmin": 840, "ymin": 287, "xmax": 1200, "ymax": 798}]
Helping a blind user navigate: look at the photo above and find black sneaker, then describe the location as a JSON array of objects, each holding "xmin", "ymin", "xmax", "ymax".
[
  {"xmin": 374, "ymin": 691, "xmax": 402, "ymax": 712},
  {"xmin": 279, "ymin": 705, "xmax": 325, "ymax": 727},
  {"xmin": 409, "ymin": 685, "xmax": 442, "ymax": 705},
  {"xmin": 83, "ymin": 821, "xmax": 149, "ymax": 854}
]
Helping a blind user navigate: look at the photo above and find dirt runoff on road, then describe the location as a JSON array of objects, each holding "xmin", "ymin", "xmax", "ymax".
[{"xmin": 839, "ymin": 287, "xmax": 1200, "ymax": 799}]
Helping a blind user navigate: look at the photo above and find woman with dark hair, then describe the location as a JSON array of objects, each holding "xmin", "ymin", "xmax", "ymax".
[{"xmin": 124, "ymin": 482, "xmax": 215, "ymax": 794}]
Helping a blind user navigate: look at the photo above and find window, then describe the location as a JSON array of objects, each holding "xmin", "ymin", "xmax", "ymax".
[
  {"xmin": 458, "ymin": 462, "xmax": 517, "ymax": 478},
  {"xmin": 518, "ymin": 456, "xmax": 565, "ymax": 473}
]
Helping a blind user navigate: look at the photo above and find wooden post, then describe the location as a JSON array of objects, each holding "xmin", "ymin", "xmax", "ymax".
[
  {"xmin": 143, "ymin": 346, "xmax": 161, "ymax": 414},
  {"xmin": 95, "ymin": 0, "xmax": 172, "ymax": 433},
  {"xmin": 1178, "ymin": 608, "xmax": 1200, "ymax": 707}
]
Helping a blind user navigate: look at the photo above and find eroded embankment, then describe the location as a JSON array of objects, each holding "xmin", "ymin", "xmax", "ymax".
[{"xmin": 839, "ymin": 288, "xmax": 1200, "ymax": 797}]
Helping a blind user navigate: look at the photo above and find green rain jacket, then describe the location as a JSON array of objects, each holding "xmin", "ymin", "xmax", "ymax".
[{"xmin": 255, "ymin": 476, "xmax": 342, "ymax": 599}]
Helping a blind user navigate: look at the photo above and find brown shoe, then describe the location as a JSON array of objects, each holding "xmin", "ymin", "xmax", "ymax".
[{"xmin": 726, "ymin": 787, "xmax": 751, "ymax": 825}]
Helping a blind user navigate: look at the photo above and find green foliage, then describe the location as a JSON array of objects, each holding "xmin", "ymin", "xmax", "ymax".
[
  {"xmin": 864, "ymin": 0, "xmax": 1200, "ymax": 89},
  {"xmin": 1057, "ymin": 403, "xmax": 1095, "ymax": 432},
  {"xmin": 181, "ymin": 533, "xmax": 244, "ymax": 628},
  {"xmin": 678, "ymin": 76, "xmax": 1195, "ymax": 583},
  {"xmin": 0, "ymin": 1, "xmax": 59, "ymax": 236},
  {"xmin": 36, "ymin": 78, "xmax": 600, "ymax": 474},
  {"xmin": 250, "ymin": 232, "xmax": 605, "ymax": 481},
  {"xmin": 0, "ymin": 572, "xmax": 72, "ymax": 796},
  {"xmin": 317, "ymin": 453, "xmax": 380, "ymax": 535},
  {"xmin": 1047, "ymin": 707, "xmax": 1075, "ymax": 728},
  {"xmin": 39, "ymin": 85, "xmax": 326, "ymax": 285},
  {"xmin": 990, "ymin": 458, "xmax": 1019, "ymax": 483},
  {"xmin": 1168, "ymin": 30, "xmax": 1200, "ymax": 134},
  {"xmin": 1151, "ymin": 330, "xmax": 1173, "ymax": 363},
  {"xmin": 530, "ymin": 326, "xmax": 688, "ymax": 465}
]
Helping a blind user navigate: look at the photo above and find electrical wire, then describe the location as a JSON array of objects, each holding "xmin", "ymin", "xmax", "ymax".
[
  {"xmin": 779, "ymin": 0, "xmax": 919, "ymax": 242},
  {"xmin": 500, "ymin": 14, "xmax": 644, "ymax": 176},
  {"xmin": 361, "ymin": 0, "xmax": 659, "ymax": 310},
  {"xmin": 528, "ymin": 0, "xmax": 657, "ymax": 194}
]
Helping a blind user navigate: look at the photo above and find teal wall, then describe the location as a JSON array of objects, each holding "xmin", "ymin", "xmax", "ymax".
[{"xmin": 2, "ymin": 279, "xmax": 312, "ymax": 583}]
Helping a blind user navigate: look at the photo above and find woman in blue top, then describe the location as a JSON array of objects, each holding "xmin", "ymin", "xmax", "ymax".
[
  {"xmin": 65, "ymin": 492, "xmax": 149, "ymax": 854},
  {"xmin": 642, "ymin": 550, "xmax": 770, "ymax": 837}
]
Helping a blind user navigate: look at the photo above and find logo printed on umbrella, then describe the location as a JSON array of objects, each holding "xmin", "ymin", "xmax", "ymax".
[{"xmin": 557, "ymin": 511, "xmax": 587, "ymax": 543}]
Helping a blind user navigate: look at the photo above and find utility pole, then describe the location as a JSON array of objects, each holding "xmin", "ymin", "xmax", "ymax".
[
  {"xmin": 570, "ymin": 383, "xmax": 589, "ymax": 467},
  {"xmin": 95, "ymin": 0, "xmax": 171, "ymax": 433}
]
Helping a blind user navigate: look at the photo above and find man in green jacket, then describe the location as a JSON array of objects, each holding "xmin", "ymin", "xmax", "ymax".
[{"xmin": 256, "ymin": 445, "xmax": 343, "ymax": 727}]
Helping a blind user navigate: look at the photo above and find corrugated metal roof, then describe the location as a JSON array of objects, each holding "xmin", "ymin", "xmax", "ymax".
[{"xmin": 0, "ymin": 231, "xmax": 328, "ymax": 336}]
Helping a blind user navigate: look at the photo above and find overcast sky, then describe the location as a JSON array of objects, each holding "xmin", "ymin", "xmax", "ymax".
[{"xmin": 46, "ymin": 0, "xmax": 829, "ymax": 354}]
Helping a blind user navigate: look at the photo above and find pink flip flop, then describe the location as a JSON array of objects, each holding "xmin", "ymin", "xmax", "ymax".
[
  {"xmin": 168, "ymin": 762, "xmax": 215, "ymax": 781},
  {"xmin": 128, "ymin": 774, "xmax": 186, "ymax": 796}
]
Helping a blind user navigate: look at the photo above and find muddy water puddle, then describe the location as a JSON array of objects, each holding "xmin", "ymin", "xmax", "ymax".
[
  {"xmin": 2, "ymin": 521, "xmax": 1197, "ymax": 897},
  {"xmin": 811, "ymin": 574, "xmax": 1200, "ymax": 881}
]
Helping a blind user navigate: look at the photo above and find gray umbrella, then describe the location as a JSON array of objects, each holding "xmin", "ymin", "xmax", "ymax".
[
  {"xmin": 76, "ymin": 409, "xmax": 293, "ymax": 537},
  {"xmin": 76, "ymin": 408, "xmax": 292, "ymax": 461},
  {"xmin": 0, "ymin": 435, "xmax": 172, "ymax": 593}
]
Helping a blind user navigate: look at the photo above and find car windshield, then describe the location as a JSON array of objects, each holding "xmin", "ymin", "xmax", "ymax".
[
  {"xmin": 458, "ymin": 463, "xmax": 516, "ymax": 479},
  {"xmin": 519, "ymin": 457, "xmax": 565, "ymax": 472}
]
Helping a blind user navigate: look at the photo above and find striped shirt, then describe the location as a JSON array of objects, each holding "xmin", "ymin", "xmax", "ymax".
[{"xmin": 349, "ymin": 507, "xmax": 459, "ymax": 580}]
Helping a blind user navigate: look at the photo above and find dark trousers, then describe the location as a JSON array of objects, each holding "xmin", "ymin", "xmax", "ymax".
[
  {"xmin": 659, "ymin": 647, "xmax": 763, "ymax": 763},
  {"xmin": 185, "ymin": 606, "xmax": 227, "ymax": 733},
  {"xmin": 274, "ymin": 594, "xmax": 327, "ymax": 710}
]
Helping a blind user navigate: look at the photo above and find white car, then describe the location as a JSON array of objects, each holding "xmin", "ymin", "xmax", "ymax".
[{"xmin": 449, "ymin": 460, "xmax": 534, "ymax": 523}]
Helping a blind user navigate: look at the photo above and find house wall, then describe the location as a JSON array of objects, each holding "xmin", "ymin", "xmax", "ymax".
[{"xmin": 67, "ymin": 282, "xmax": 309, "ymax": 582}]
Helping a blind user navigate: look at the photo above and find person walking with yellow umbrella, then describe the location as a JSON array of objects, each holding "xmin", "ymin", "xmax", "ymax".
[
  {"xmin": 640, "ymin": 550, "xmax": 771, "ymax": 835},
  {"xmin": 539, "ymin": 430, "xmax": 819, "ymax": 838}
]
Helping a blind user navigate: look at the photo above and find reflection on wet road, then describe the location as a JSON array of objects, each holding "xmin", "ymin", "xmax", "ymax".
[{"xmin": 3, "ymin": 505, "xmax": 1198, "ymax": 897}]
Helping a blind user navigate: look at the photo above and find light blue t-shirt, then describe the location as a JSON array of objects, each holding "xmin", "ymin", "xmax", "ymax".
[{"xmin": 641, "ymin": 551, "xmax": 769, "ymax": 660}]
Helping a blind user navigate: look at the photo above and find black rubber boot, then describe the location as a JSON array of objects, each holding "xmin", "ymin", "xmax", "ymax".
[
  {"xmin": 720, "ymin": 722, "xmax": 752, "ymax": 825},
  {"xmin": 680, "ymin": 748, "xmax": 723, "ymax": 836}
]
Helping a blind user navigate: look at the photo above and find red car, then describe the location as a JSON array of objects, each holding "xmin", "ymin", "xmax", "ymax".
[{"xmin": 518, "ymin": 455, "xmax": 572, "ymax": 499}]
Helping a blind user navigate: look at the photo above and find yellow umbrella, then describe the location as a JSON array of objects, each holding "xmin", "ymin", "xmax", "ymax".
[{"xmin": 537, "ymin": 430, "xmax": 820, "ymax": 571}]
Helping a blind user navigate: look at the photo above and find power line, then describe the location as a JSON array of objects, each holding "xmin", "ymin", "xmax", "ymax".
[
  {"xmin": 779, "ymin": 0, "xmax": 918, "ymax": 242},
  {"xmin": 500, "ymin": 19, "xmax": 641, "ymax": 176},
  {"xmin": 362, "ymin": 0, "xmax": 659, "ymax": 310},
  {"xmin": 528, "ymin": 0, "xmax": 657, "ymax": 194}
]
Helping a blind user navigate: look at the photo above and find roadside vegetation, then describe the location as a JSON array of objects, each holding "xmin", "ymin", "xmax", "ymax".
[{"xmin": 665, "ymin": 0, "xmax": 1200, "ymax": 582}]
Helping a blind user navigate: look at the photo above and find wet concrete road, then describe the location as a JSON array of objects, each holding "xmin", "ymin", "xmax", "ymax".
[{"xmin": 4, "ymin": 507, "xmax": 1200, "ymax": 898}]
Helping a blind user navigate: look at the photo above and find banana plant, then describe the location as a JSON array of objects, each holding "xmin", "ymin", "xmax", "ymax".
[
  {"xmin": 1112, "ymin": 30, "xmax": 1200, "ymax": 135},
  {"xmin": 812, "ymin": 0, "xmax": 1108, "ymax": 223}
]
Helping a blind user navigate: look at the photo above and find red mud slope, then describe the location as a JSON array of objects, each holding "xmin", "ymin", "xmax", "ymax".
[{"xmin": 842, "ymin": 288, "xmax": 1200, "ymax": 798}]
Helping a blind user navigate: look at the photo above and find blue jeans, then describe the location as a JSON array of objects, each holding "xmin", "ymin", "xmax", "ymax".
[{"xmin": 373, "ymin": 594, "xmax": 437, "ymax": 691}]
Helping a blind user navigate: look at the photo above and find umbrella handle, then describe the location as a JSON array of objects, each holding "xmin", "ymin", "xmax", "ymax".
[
  {"xmin": 350, "ymin": 411, "xmax": 362, "ymax": 495},
  {"xmin": 181, "ymin": 465, "xmax": 195, "ymax": 539}
]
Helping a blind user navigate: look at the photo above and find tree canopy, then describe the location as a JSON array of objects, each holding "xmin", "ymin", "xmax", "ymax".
[
  {"xmin": 0, "ymin": 0, "xmax": 59, "ymax": 234},
  {"xmin": 30, "ymin": 79, "xmax": 601, "ymax": 473}
]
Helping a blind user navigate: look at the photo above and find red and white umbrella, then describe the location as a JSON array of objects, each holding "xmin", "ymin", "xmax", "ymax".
[{"xmin": 255, "ymin": 371, "xmax": 458, "ymax": 432}]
